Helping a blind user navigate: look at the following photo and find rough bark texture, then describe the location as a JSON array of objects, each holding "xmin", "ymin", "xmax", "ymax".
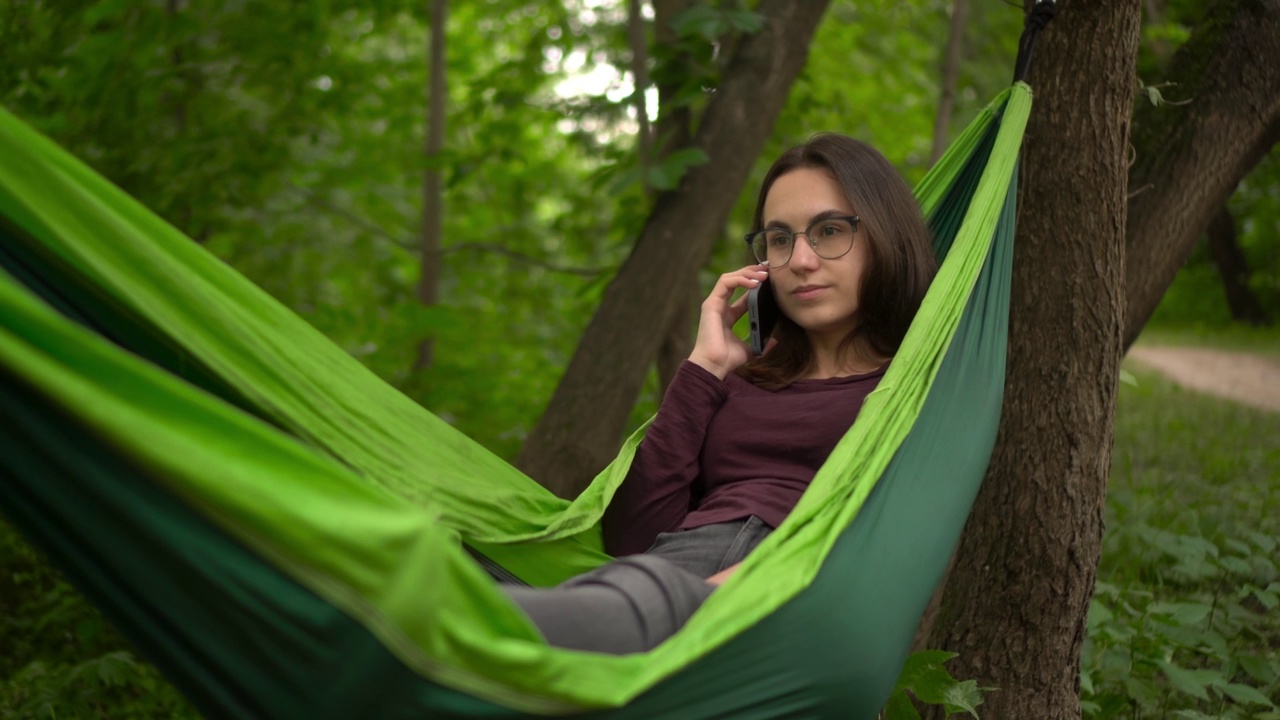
[
  {"xmin": 626, "ymin": 0, "xmax": 652, "ymax": 176},
  {"xmin": 930, "ymin": 0, "xmax": 969, "ymax": 165},
  {"xmin": 1207, "ymin": 205, "xmax": 1272, "ymax": 325},
  {"xmin": 517, "ymin": 0, "xmax": 831, "ymax": 497},
  {"xmin": 1123, "ymin": 0, "xmax": 1280, "ymax": 348},
  {"xmin": 415, "ymin": 0, "xmax": 447, "ymax": 371},
  {"xmin": 657, "ymin": 274, "xmax": 697, "ymax": 394},
  {"xmin": 652, "ymin": 0, "xmax": 697, "ymax": 398},
  {"xmin": 923, "ymin": 2, "xmax": 1139, "ymax": 717}
]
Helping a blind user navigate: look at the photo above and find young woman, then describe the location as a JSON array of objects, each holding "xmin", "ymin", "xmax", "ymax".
[{"xmin": 503, "ymin": 133, "xmax": 937, "ymax": 654}]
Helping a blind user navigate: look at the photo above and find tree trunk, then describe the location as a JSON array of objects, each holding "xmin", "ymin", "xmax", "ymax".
[
  {"xmin": 1123, "ymin": 0, "xmax": 1280, "ymax": 349},
  {"xmin": 652, "ymin": 0, "xmax": 698, "ymax": 398},
  {"xmin": 1207, "ymin": 205, "xmax": 1272, "ymax": 325},
  {"xmin": 657, "ymin": 274, "xmax": 698, "ymax": 394},
  {"xmin": 415, "ymin": 0, "xmax": 447, "ymax": 371},
  {"xmin": 626, "ymin": 0, "xmax": 653, "ymax": 177},
  {"xmin": 923, "ymin": 3, "xmax": 1140, "ymax": 718},
  {"xmin": 930, "ymin": 0, "xmax": 969, "ymax": 166},
  {"xmin": 517, "ymin": 0, "xmax": 831, "ymax": 497}
]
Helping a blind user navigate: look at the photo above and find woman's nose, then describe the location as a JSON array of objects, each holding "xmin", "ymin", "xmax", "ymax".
[{"xmin": 789, "ymin": 236, "xmax": 821, "ymax": 269}]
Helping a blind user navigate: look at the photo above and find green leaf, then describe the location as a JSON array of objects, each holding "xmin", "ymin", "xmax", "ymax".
[
  {"xmin": 645, "ymin": 148, "xmax": 710, "ymax": 191},
  {"xmin": 1149, "ymin": 601, "xmax": 1212, "ymax": 626},
  {"xmin": 722, "ymin": 10, "xmax": 765, "ymax": 34},
  {"xmin": 1157, "ymin": 661, "xmax": 1222, "ymax": 701},
  {"xmin": 1079, "ymin": 668, "xmax": 1095, "ymax": 695},
  {"xmin": 1239, "ymin": 654, "xmax": 1278, "ymax": 685},
  {"xmin": 893, "ymin": 650, "xmax": 959, "ymax": 692},
  {"xmin": 882, "ymin": 689, "xmax": 922, "ymax": 720},
  {"xmin": 670, "ymin": 6, "xmax": 729, "ymax": 41},
  {"xmin": 1214, "ymin": 681, "xmax": 1275, "ymax": 707},
  {"xmin": 941, "ymin": 680, "xmax": 986, "ymax": 718},
  {"xmin": 646, "ymin": 166, "xmax": 679, "ymax": 191},
  {"xmin": 1248, "ymin": 532, "xmax": 1277, "ymax": 554}
]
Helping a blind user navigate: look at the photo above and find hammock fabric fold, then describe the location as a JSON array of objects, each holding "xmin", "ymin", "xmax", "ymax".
[{"xmin": 0, "ymin": 82, "xmax": 1030, "ymax": 718}]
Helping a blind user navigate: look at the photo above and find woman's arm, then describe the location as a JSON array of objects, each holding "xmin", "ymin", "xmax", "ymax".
[
  {"xmin": 602, "ymin": 265, "xmax": 770, "ymax": 556},
  {"xmin": 601, "ymin": 361, "xmax": 725, "ymax": 555}
]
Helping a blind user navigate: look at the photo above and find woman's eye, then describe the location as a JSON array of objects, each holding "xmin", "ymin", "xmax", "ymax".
[
  {"xmin": 767, "ymin": 233, "xmax": 791, "ymax": 247},
  {"xmin": 818, "ymin": 223, "xmax": 842, "ymax": 237}
]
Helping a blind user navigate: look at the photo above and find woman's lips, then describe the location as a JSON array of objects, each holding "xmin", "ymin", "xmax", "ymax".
[{"xmin": 792, "ymin": 285, "xmax": 828, "ymax": 301}]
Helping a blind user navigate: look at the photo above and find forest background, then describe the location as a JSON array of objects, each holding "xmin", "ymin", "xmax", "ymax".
[{"xmin": 0, "ymin": 0, "xmax": 1277, "ymax": 718}]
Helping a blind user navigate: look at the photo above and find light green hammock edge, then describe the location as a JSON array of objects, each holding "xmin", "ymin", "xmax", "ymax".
[{"xmin": 0, "ymin": 82, "xmax": 1029, "ymax": 718}]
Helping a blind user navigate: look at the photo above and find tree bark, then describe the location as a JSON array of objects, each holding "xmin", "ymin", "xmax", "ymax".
[
  {"xmin": 627, "ymin": 0, "xmax": 653, "ymax": 178},
  {"xmin": 923, "ymin": 3, "xmax": 1140, "ymax": 718},
  {"xmin": 1207, "ymin": 205, "xmax": 1272, "ymax": 325},
  {"xmin": 517, "ymin": 0, "xmax": 831, "ymax": 497},
  {"xmin": 652, "ymin": 0, "xmax": 698, "ymax": 398},
  {"xmin": 415, "ymin": 0, "xmax": 447, "ymax": 371},
  {"xmin": 930, "ymin": 0, "xmax": 969, "ymax": 165},
  {"xmin": 1123, "ymin": 0, "xmax": 1280, "ymax": 348}
]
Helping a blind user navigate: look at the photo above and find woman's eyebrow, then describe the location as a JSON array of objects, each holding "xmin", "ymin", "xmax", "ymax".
[{"xmin": 762, "ymin": 209, "xmax": 850, "ymax": 229}]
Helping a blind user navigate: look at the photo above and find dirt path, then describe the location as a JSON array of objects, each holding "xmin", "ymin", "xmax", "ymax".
[{"xmin": 1126, "ymin": 346, "xmax": 1280, "ymax": 414}]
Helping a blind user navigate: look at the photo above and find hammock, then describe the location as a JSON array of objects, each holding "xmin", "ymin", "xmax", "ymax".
[{"xmin": 0, "ymin": 64, "xmax": 1034, "ymax": 720}]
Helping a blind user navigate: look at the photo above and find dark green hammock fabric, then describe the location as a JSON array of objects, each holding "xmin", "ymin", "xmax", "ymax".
[{"xmin": 0, "ymin": 82, "xmax": 1030, "ymax": 718}]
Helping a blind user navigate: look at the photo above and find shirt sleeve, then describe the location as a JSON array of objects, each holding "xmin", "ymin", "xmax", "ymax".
[{"xmin": 602, "ymin": 360, "xmax": 729, "ymax": 556}]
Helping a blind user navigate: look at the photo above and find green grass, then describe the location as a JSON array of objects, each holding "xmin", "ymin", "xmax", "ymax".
[
  {"xmin": 1137, "ymin": 325, "xmax": 1280, "ymax": 360},
  {"xmin": 1083, "ymin": 369, "xmax": 1280, "ymax": 719}
]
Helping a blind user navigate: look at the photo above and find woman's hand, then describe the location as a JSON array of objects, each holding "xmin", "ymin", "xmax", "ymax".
[{"xmin": 687, "ymin": 265, "xmax": 770, "ymax": 380}]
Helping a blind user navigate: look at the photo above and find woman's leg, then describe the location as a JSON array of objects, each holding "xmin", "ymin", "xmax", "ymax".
[
  {"xmin": 502, "ymin": 555, "xmax": 715, "ymax": 654},
  {"xmin": 642, "ymin": 515, "xmax": 773, "ymax": 578}
]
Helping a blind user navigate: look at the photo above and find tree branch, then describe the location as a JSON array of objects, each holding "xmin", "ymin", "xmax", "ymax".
[
  {"xmin": 517, "ymin": 0, "xmax": 832, "ymax": 497},
  {"xmin": 1124, "ymin": 0, "xmax": 1280, "ymax": 348}
]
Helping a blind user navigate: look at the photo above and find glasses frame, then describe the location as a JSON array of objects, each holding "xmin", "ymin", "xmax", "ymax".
[{"xmin": 742, "ymin": 214, "xmax": 861, "ymax": 269}]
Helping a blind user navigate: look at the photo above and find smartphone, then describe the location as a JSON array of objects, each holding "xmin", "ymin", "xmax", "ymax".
[{"xmin": 747, "ymin": 278, "xmax": 779, "ymax": 356}]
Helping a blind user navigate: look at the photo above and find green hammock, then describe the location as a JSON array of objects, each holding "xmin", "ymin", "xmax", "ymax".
[{"xmin": 0, "ymin": 77, "xmax": 1029, "ymax": 717}]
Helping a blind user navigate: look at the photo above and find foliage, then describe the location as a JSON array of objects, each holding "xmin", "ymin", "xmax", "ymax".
[
  {"xmin": 1081, "ymin": 369, "xmax": 1280, "ymax": 719},
  {"xmin": 885, "ymin": 650, "xmax": 990, "ymax": 719},
  {"xmin": 0, "ymin": 519, "xmax": 195, "ymax": 719}
]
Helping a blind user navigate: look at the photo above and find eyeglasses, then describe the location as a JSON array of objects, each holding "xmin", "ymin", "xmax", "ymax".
[{"xmin": 744, "ymin": 215, "xmax": 859, "ymax": 268}]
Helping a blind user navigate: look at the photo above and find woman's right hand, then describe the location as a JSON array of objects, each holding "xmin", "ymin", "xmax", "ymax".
[{"xmin": 687, "ymin": 265, "xmax": 770, "ymax": 380}]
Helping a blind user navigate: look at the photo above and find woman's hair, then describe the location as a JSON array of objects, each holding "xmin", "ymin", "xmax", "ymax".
[{"xmin": 739, "ymin": 134, "xmax": 938, "ymax": 390}]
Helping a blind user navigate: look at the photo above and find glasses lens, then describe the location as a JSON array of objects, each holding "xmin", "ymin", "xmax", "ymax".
[
  {"xmin": 810, "ymin": 218, "xmax": 856, "ymax": 259},
  {"xmin": 751, "ymin": 229, "xmax": 793, "ymax": 267}
]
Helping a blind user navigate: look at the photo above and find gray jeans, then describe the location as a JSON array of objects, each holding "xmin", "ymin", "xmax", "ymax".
[{"xmin": 502, "ymin": 516, "xmax": 773, "ymax": 654}]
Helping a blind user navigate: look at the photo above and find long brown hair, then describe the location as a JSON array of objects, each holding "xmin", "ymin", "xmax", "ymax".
[{"xmin": 738, "ymin": 134, "xmax": 937, "ymax": 390}]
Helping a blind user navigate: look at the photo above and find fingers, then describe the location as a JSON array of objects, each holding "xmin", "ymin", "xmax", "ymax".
[
  {"xmin": 705, "ymin": 265, "xmax": 769, "ymax": 310},
  {"xmin": 726, "ymin": 291, "xmax": 749, "ymax": 326}
]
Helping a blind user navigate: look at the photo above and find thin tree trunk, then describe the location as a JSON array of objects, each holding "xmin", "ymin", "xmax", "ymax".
[
  {"xmin": 627, "ymin": 0, "xmax": 653, "ymax": 177},
  {"xmin": 930, "ymin": 0, "xmax": 969, "ymax": 166},
  {"xmin": 415, "ymin": 0, "xmax": 447, "ymax": 371},
  {"xmin": 517, "ymin": 0, "xmax": 831, "ymax": 497},
  {"xmin": 1207, "ymin": 205, "xmax": 1272, "ymax": 325},
  {"xmin": 657, "ymin": 274, "xmax": 698, "ymax": 394},
  {"xmin": 1123, "ymin": 0, "xmax": 1280, "ymax": 349},
  {"xmin": 652, "ymin": 0, "xmax": 698, "ymax": 398},
  {"xmin": 923, "ymin": 3, "xmax": 1140, "ymax": 718}
]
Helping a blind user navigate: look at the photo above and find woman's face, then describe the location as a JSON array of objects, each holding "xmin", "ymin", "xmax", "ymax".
[{"xmin": 761, "ymin": 167, "xmax": 871, "ymax": 340}]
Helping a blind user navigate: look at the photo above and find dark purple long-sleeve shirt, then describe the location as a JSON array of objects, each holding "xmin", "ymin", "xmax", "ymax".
[{"xmin": 602, "ymin": 359, "xmax": 886, "ymax": 556}]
